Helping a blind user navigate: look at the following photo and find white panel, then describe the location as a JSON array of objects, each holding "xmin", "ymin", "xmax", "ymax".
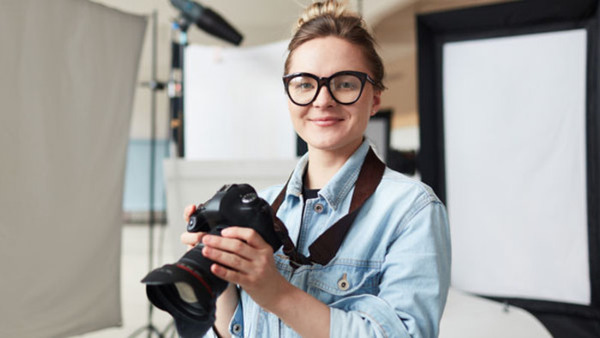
[
  {"xmin": 184, "ymin": 41, "xmax": 296, "ymax": 160},
  {"xmin": 443, "ymin": 30, "xmax": 589, "ymax": 304}
]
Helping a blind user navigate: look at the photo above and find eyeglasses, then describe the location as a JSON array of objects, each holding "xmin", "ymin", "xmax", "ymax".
[{"xmin": 282, "ymin": 70, "xmax": 377, "ymax": 106}]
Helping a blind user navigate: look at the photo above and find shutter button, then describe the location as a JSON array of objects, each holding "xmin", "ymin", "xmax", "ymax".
[
  {"xmin": 337, "ymin": 273, "xmax": 350, "ymax": 291},
  {"xmin": 232, "ymin": 323, "xmax": 242, "ymax": 334},
  {"xmin": 314, "ymin": 203, "xmax": 324, "ymax": 213}
]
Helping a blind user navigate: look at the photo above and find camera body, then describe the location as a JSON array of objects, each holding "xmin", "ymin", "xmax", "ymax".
[
  {"xmin": 187, "ymin": 183, "xmax": 281, "ymax": 249},
  {"xmin": 141, "ymin": 184, "xmax": 282, "ymax": 337}
]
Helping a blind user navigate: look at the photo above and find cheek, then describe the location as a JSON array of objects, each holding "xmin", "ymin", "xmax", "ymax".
[
  {"xmin": 358, "ymin": 113, "xmax": 371, "ymax": 130},
  {"xmin": 287, "ymin": 100, "xmax": 296, "ymax": 114},
  {"xmin": 354, "ymin": 101, "xmax": 375, "ymax": 124},
  {"xmin": 287, "ymin": 102, "xmax": 305, "ymax": 128}
]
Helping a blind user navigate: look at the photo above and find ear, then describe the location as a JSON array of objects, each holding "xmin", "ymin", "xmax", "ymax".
[{"xmin": 370, "ymin": 90, "xmax": 382, "ymax": 116}]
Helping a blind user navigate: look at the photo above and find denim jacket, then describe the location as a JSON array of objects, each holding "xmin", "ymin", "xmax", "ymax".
[{"xmin": 220, "ymin": 140, "xmax": 451, "ymax": 337}]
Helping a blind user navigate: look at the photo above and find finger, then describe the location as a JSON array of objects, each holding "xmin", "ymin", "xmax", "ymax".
[
  {"xmin": 182, "ymin": 204, "xmax": 196, "ymax": 222},
  {"xmin": 202, "ymin": 234, "xmax": 255, "ymax": 260},
  {"xmin": 220, "ymin": 227, "xmax": 269, "ymax": 249},
  {"xmin": 180, "ymin": 231, "xmax": 204, "ymax": 246},
  {"xmin": 210, "ymin": 263, "xmax": 245, "ymax": 285},
  {"xmin": 201, "ymin": 245, "xmax": 249, "ymax": 272}
]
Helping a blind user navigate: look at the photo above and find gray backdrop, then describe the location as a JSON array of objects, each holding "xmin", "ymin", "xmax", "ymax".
[{"xmin": 0, "ymin": 0, "xmax": 146, "ymax": 336}]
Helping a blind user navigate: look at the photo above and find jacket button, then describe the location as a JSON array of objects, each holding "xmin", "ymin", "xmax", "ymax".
[
  {"xmin": 337, "ymin": 273, "xmax": 350, "ymax": 291},
  {"xmin": 232, "ymin": 323, "xmax": 242, "ymax": 334},
  {"xmin": 314, "ymin": 203, "xmax": 324, "ymax": 213}
]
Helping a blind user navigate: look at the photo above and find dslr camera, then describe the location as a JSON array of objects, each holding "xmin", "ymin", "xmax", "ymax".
[{"xmin": 141, "ymin": 184, "xmax": 282, "ymax": 337}]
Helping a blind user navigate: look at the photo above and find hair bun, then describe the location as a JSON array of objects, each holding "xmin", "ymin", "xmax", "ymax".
[{"xmin": 295, "ymin": 1, "xmax": 354, "ymax": 33}]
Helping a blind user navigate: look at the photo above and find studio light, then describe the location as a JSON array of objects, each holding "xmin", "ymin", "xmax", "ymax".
[{"xmin": 170, "ymin": 0, "xmax": 243, "ymax": 45}]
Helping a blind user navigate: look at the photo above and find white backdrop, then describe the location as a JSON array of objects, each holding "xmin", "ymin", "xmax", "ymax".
[
  {"xmin": 184, "ymin": 40, "xmax": 296, "ymax": 160},
  {"xmin": 0, "ymin": 0, "xmax": 146, "ymax": 336},
  {"xmin": 443, "ymin": 29, "xmax": 589, "ymax": 305}
]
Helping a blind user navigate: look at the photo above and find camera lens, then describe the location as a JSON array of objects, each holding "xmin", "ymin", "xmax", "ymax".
[
  {"xmin": 141, "ymin": 183, "xmax": 282, "ymax": 338},
  {"xmin": 175, "ymin": 282, "xmax": 198, "ymax": 303}
]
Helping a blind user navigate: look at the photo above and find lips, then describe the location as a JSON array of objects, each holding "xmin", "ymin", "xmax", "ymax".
[{"xmin": 309, "ymin": 116, "xmax": 344, "ymax": 127}]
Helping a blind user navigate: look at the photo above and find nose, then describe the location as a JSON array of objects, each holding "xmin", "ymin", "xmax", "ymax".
[{"xmin": 312, "ymin": 83, "xmax": 336, "ymax": 107}]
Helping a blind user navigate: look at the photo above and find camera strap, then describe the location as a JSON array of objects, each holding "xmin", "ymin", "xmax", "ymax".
[{"xmin": 271, "ymin": 147, "xmax": 386, "ymax": 268}]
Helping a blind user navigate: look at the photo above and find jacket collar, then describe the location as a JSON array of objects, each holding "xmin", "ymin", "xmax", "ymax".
[{"xmin": 286, "ymin": 139, "xmax": 371, "ymax": 211}]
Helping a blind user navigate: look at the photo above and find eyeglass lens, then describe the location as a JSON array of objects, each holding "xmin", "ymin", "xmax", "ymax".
[{"xmin": 287, "ymin": 73, "xmax": 363, "ymax": 105}]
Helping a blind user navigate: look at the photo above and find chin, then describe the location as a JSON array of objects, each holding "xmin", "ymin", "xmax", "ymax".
[
  {"xmin": 307, "ymin": 138, "xmax": 360, "ymax": 153},
  {"xmin": 305, "ymin": 135, "xmax": 341, "ymax": 149}
]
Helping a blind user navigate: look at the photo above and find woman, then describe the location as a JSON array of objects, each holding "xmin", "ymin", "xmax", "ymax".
[{"xmin": 181, "ymin": 1, "xmax": 451, "ymax": 337}]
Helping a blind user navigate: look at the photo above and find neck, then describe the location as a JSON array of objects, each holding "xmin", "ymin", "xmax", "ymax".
[{"xmin": 304, "ymin": 140, "xmax": 363, "ymax": 189}]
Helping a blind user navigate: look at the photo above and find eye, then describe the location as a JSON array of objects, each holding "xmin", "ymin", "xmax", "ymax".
[
  {"xmin": 332, "ymin": 75, "xmax": 360, "ymax": 91},
  {"xmin": 290, "ymin": 77, "xmax": 315, "ymax": 91},
  {"xmin": 296, "ymin": 82, "xmax": 314, "ymax": 90},
  {"xmin": 336, "ymin": 81, "xmax": 357, "ymax": 90}
]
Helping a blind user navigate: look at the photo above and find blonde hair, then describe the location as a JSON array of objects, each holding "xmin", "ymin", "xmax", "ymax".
[
  {"xmin": 294, "ymin": 0, "xmax": 350, "ymax": 33},
  {"xmin": 285, "ymin": 0, "xmax": 385, "ymax": 90}
]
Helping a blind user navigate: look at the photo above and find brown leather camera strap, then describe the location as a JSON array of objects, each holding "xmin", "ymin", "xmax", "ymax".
[{"xmin": 271, "ymin": 147, "xmax": 385, "ymax": 268}]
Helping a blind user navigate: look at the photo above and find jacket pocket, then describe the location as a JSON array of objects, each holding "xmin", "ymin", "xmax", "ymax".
[{"xmin": 307, "ymin": 260, "xmax": 380, "ymax": 305}]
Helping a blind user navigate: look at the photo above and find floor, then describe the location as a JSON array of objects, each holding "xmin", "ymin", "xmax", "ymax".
[{"xmin": 73, "ymin": 224, "xmax": 180, "ymax": 338}]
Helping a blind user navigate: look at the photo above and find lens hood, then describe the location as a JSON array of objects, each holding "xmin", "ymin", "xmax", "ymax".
[{"xmin": 142, "ymin": 264, "xmax": 216, "ymax": 337}]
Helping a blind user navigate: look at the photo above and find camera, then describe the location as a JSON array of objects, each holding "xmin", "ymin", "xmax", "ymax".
[{"xmin": 141, "ymin": 184, "xmax": 282, "ymax": 337}]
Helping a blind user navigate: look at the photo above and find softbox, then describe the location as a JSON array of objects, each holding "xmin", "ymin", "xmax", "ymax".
[
  {"xmin": 0, "ymin": 0, "xmax": 146, "ymax": 337},
  {"xmin": 417, "ymin": 0, "xmax": 600, "ymax": 337}
]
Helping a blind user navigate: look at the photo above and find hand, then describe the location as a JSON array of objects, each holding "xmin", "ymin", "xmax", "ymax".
[
  {"xmin": 200, "ymin": 226, "xmax": 291, "ymax": 312},
  {"xmin": 179, "ymin": 204, "xmax": 205, "ymax": 251}
]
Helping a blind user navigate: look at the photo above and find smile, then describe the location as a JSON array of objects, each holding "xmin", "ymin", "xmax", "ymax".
[{"xmin": 309, "ymin": 117, "xmax": 344, "ymax": 127}]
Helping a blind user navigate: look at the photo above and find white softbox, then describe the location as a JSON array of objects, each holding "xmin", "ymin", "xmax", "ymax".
[
  {"xmin": 443, "ymin": 29, "xmax": 589, "ymax": 306},
  {"xmin": 0, "ymin": 0, "xmax": 146, "ymax": 337},
  {"xmin": 417, "ymin": 0, "xmax": 600, "ymax": 336},
  {"xmin": 183, "ymin": 40, "xmax": 296, "ymax": 160}
]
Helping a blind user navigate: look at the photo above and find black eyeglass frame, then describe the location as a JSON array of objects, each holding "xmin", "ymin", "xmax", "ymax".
[{"xmin": 282, "ymin": 70, "xmax": 377, "ymax": 106}]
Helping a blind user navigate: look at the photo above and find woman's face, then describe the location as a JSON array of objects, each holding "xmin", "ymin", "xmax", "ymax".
[{"xmin": 286, "ymin": 36, "xmax": 381, "ymax": 156}]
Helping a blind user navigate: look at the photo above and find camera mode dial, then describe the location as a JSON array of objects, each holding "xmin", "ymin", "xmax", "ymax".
[{"xmin": 241, "ymin": 192, "xmax": 257, "ymax": 204}]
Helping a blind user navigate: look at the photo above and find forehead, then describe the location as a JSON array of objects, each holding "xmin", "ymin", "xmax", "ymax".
[{"xmin": 287, "ymin": 36, "xmax": 369, "ymax": 76}]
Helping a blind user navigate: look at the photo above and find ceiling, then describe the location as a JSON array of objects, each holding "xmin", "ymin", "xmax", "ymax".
[{"xmin": 91, "ymin": 0, "xmax": 414, "ymax": 47}]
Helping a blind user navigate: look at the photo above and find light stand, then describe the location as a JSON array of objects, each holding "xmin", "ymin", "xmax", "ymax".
[
  {"xmin": 129, "ymin": 9, "xmax": 166, "ymax": 338},
  {"xmin": 168, "ymin": 20, "xmax": 188, "ymax": 158}
]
